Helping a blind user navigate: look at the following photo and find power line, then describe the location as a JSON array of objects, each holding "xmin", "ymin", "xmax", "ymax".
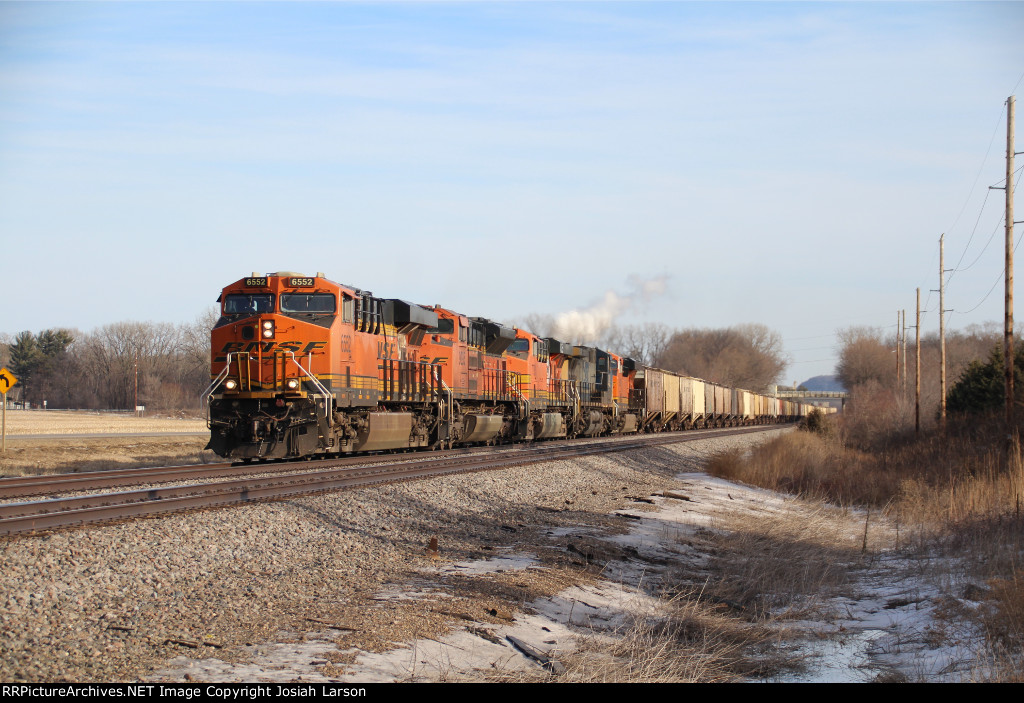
[
  {"xmin": 950, "ymin": 190, "xmax": 1002, "ymax": 275},
  {"xmin": 949, "ymin": 188, "xmax": 995, "ymax": 275},
  {"xmin": 927, "ymin": 101, "xmax": 1012, "ymax": 305},
  {"xmin": 954, "ymin": 225, "xmax": 1024, "ymax": 315},
  {"xmin": 947, "ymin": 102, "xmax": 1007, "ymax": 269},
  {"xmin": 952, "ymin": 165, "xmax": 1024, "ymax": 315}
]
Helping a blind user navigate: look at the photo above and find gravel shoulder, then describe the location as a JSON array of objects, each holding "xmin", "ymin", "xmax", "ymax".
[{"xmin": 0, "ymin": 428, "xmax": 787, "ymax": 682}]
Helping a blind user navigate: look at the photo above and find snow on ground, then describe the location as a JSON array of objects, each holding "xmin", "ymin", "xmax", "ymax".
[{"xmin": 151, "ymin": 471, "xmax": 988, "ymax": 683}]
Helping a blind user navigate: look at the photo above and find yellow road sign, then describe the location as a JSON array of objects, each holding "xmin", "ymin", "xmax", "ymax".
[{"xmin": 0, "ymin": 367, "xmax": 17, "ymax": 393}]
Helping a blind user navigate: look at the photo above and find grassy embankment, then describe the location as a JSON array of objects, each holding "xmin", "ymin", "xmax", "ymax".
[{"xmin": 708, "ymin": 409, "xmax": 1024, "ymax": 681}]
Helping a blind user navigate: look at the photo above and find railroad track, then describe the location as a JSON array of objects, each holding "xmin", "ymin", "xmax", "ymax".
[{"xmin": 0, "ymin": 424, "xmax": 789, "ymax": 537}]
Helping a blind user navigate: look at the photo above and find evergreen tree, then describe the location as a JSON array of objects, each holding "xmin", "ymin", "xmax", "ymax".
[
  {"xmin": 7, "ymin": 331, "xmax": 41, "ymax": 402},
  {"xmin": 946, "ymin": 345, "xmax": 1024, "ymax": 414}
]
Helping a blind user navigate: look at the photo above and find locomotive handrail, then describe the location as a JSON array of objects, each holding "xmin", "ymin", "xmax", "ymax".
[
  {"xmin": 201, "ymin": 356, "xmax": 234, "ymax": 401},
  {"xmin": 287, "ymin": 352, "xmax": 333, "ymax": 426},
  {"xmin": 201, "ymin": 352, "xmax": 240, "ymax": 427},
  {"xmin": 567, "ymin": 381, "xmax": 580, "ymax": 430},
  {"xmin": 434, "ymin": 367, "xmax": 453, "ymax": 448},
  {"xmin": 504, "ymin": 370, "xmax": 529, "ymax": 419}
]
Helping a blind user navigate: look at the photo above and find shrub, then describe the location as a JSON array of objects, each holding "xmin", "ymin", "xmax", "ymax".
[
  {"xmin": 947, "ymin": 345, "xmax": 1024, "ymax": 415},
  {"xmin": 800, "ymin": 408, "xmax": 834, "ymax": 438}
]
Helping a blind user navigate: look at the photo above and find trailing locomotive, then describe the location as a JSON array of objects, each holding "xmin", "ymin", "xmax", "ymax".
[{"xmin": 204, "ymin": 272, "xmax": 824, "ymax": 461}]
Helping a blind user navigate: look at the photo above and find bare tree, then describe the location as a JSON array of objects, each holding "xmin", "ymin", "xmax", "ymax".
[
  {"xmin": 74, "ymin": 321, "xmax": 202, "ymax": 409},
  {"xmin": 836, "ymin": 326, "xmax": 896, "ymax": 390},
  {"xmin": 601, "ymin": 323, "xmax": 672, "ymax": 365},
  {"xmin": 654, "ymin": 324, "xmax": 787, "ymax": 391}
]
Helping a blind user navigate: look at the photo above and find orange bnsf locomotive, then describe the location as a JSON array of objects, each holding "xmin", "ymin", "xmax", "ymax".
[
  {"xmin": 204, "ymin": 272, "xmax": 822, "ymax": 461},
  {"xmin": 204, "ymin": 272, "xmax": 638, "ymax": 460}
]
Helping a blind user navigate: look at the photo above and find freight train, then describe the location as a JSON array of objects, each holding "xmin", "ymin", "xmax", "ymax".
[{"xmin": 204, "ymin": 272, "xmax": 828, "ymax": 461}]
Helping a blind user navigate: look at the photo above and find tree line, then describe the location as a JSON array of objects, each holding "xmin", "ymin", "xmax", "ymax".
[
  {"xmin": 833, "ymin": 321, "xmax": 1010, "ymax": 444},
  {"xmin": 3, "ymin": 313, "xmax": 794, "ymax": 410},
  {"xmin": 21, "ymin": 311, "xmax": 1001, "ymax": 415},
  {"xmin": 1, "ymin": 311, "xmax": 217, "ymax": 411}
]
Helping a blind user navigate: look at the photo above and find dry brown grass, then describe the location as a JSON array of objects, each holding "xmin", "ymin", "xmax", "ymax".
[
  {"xmin": 495, "ymin": 592, "xmax": 794, "ymax": 683},
  {"xmin": 1, "ymin": 409, "xmax": 206, "ymax": 435},
  {"xmin": 702, "ymin": 501, "xmax": 880, "ymax": 618},
  {"xmin": 708, "ymin": 418, "xmax": 1024, "ymax": 680},
  {"xmin": 0, "ymin": 436, "xmax": 218, "ymax": 476},
  {"xmin": 708, "ymin": 431, "xmax": 894, "ymax": 507},
  {"xmin": 505, "ymin": 483, "xmax": 879, "ymax": 682},
  {"xmin": 709, "ymin": 424, "xmax": 1024, "ymax": 539},
  {"xmin": 0, "ymin": 410, "xmax": 213, "ymax": 476},
  {"xmin": 982, "ymin": 570, "xmax": 1024, "ymax": 681},
  {"xmin": 563, "ymin": 597, "xmax": 787, "ymax": 682}
]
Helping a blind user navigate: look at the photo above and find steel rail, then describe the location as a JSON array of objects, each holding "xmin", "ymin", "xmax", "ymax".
[
  {"xmin": 0, "ymin": 424, "xmax": 788, "ymax": 537},
  {"xmin": 0, "ymin": 422, "xmax": 785, "ymax": 500},
  {"xmin": 0, "ymin": 445, "xmax": 511, "ymax": 499},
  {"xmin": 0, "ymin": 438, "xmax": 579, "ymax": 500}
]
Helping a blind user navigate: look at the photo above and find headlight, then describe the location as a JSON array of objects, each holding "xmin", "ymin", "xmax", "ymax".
[
  {"xmin": 286, "ymin": 378, "xmax": 300, "ymax": 390},
  {"xmin": 261, "ymin": 320, "xmax": 275, "ymax": 338},
  {"xmin": 224, "ymin": 379, "xmax": 238, "ymax": 390}
]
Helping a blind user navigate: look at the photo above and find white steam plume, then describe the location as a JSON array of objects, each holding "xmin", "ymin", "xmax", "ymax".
[{"xmin": 550, "ymin": 274, "xmax": 670, "ymax": 345}]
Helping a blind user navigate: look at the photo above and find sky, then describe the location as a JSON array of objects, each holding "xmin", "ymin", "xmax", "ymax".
[{"xmin": 1, "ymin": 1, "xmax": 1022, "ymax": 384}]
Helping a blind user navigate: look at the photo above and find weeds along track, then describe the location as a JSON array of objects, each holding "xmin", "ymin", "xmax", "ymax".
[{"xmin": 0, "ymin": 425, "xmax": 787, "ymax": 537}]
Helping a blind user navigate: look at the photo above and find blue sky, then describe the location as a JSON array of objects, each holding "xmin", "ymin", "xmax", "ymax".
[{"xmin": 1, "ymin": 1, "xmax": 1022, "ymax": 383}]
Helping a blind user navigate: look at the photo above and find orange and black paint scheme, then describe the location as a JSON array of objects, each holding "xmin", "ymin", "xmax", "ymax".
[
  {"xmin": 205, "ymin": 272, "xmax": 814, "ymax": 461},
  {"xmin": 205, "ymin": 272, "xmax": 642, "ymax": 460}
]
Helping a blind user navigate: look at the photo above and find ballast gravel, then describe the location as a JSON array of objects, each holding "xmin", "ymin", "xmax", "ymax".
[{"xmin": 0, "ymin": 429, "xmax": 788, "ymax": 682}]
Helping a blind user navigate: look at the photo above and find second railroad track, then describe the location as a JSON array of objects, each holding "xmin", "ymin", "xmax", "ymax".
[{"xmin": 0, "ymin": 424, "xmax": 785, "ymax": 537}]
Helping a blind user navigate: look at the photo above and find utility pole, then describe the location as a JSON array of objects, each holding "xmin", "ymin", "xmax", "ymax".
[
  {"xmin": 896, "ymin": 310, "xmax": 901, "ymax": 387},
  {"xmin": 940, "ymin": 234, "xmax": 947, "ymax": 431},
  {"xmin": 134, "ymin": 351, "xmax": 139, "ymax": 415},
  {"xmin": 902, "ymin": 308, "xmax": 907, "ymax": 398},
  {"xmin": 916, "ymin": 287, "xmax": 921, "ymax": 435},
  {"xmin": 1006, "ymin": 95, "xmax": 1016, "ymax": 438}
]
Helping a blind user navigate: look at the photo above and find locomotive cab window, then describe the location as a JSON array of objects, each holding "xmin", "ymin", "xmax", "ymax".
[
  {"xmin": 508, "ymin": 339, "xmax": 529, "ymax": 358},
  {"xmin": 224, "ymin": 294, "xmax": 274, "ymax": 315},
  {"xmin": 426, "ymin": 318, "xmax": 455, "ymax": 335},
  {"xmin": 281, "ymin": 293, "xmax": 336, "ymax": 313}
]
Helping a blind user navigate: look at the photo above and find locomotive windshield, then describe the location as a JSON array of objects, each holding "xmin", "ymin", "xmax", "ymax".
[
  {"xmin": 281, "ymin": 293, "xmax": 336, "ymax": 313},
  {"xmin": 224, "ymin": 294, "xmax": 274, "ymax": 314}
]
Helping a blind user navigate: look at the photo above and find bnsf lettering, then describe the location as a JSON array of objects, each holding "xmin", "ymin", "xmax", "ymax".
[
  {"xmin": 220, "ymin": 341, "xmax": 327, "ymax": 355},
  {"xmin": 377, "ymin": 341, "xmax": 396, "ymax": 359}
]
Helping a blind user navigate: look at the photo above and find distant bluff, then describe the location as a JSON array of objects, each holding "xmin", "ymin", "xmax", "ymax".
[{"xmin": 799, "ymin": 375, "xmax": 846, "ymax": 392}]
